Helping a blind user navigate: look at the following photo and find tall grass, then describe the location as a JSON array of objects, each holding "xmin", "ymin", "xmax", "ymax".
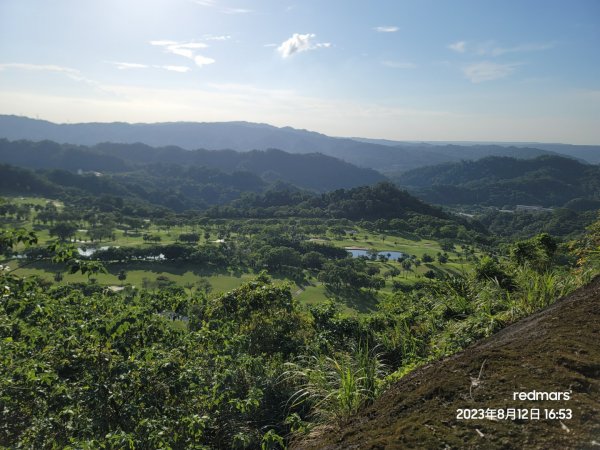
[
  {"xmin": 513, "ymin": 267, "xmax": 579, "ymax": 315},
  {"xmin": 282, "ymin": 342, "xmax": 386, "ymax": 423}
]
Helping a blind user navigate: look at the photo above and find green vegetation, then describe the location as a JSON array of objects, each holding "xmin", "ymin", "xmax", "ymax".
[
  {"xmin": 396, "ymin": 155, "xmax": 600, "ymax": 209},
  {"xmin": 1, "ymin": 209, "xmax": 597, "ymax": 447},
  {"xmin": 0, "ymin": 139, "xmax": 598, "ymax": 448},
  {"xmin": 0, "ymin": 138, "xmax": 385, "ymax": 195},
  {"xmin": 394, "ymin": 155, "xmax": 600, "ymax": 239}
]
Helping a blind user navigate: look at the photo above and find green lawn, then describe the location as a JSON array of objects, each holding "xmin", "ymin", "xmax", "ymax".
[{"xmin": 2, "ymin": 202, "xmax": 481, "ymax": 314}]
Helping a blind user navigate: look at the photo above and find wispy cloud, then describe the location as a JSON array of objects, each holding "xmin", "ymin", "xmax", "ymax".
[
  {"xmin": 150, "ymin": 40, "xmax": 215, "ymax": 67},
  {"xmin": 463, "ymin": 61, "xmax": 519, "ymax": 83},
  {"xmin": 191, "ymin": 0, "xmax": 252, "ymax": 14},
  {"xmin": 381, "ymin": 60, "xmax": 417, "ymax": 69},
  {"xmin": 110, "ymin": 62, "xmax": 149, "ymax": 70},
  {"xmin": 107, "ymin": 61, "xmax": 191, "ymax": 73},
  {"xmin": 191, "ymin": 0, "xmax": 215, "ymax": 6},
  {"xmin": 203, "ymin": 34, "xmax": 231, "ymax": 41},
  {"xmin": 277, "ymin": 33, "xmax": 331, "ymax": 58},
  {"xmin": 448, "ymin": 41, "xmax": 467, "ymax": 53},
  {"xmin": 0, "ymin": 63, "xmax": 98, "ymax": 86},
  {"xmin": 450, "ymin": 40, "xmax": 554, "ymax": 57},
  {"xmin": 163, "ymin": 66, "xmax": 191, "ymax": 72},
  {"xmin": 193, "ymin": 55, "xmax": 216, "ymax": 67},
  {"xmin": 375, "ymin": 26, "xmax": 399, "ymax": 33},
  {"xmin": 476, "ymin": 41, "xmax": 554, "ymax": 56},
  {"xmin": 222, "ymin": 7, "xmax": 251, "ymax": 14}
]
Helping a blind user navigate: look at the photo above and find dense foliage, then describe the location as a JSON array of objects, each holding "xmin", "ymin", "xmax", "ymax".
[
  {"xmin": 0, "ymin": 139, "xmax": 384, "ymax": 193},
  {"xmin": 396, "ymin": 155, "xmax": 600, "ymax": 209},
  {"xmin": 1, "ymin": 216, "xmax": 598, "ymax": 448}
]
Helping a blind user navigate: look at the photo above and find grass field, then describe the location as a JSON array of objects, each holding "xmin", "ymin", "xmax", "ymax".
[{"xmin": 2, "ymin": 196, "xmax": 481, "ymax": 314}]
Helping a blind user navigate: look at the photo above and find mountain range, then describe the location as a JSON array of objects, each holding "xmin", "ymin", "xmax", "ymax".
[
  {"xmin": 1, "ymin": 115, "xmax": 598, "ymax": 172},
  {"xmin": 0, "ymin": 139, "xmax": 384, "ymax": 193},
  {"xmin": 395, "ymin": 155, "xmax": 600, "ymax": 208}
]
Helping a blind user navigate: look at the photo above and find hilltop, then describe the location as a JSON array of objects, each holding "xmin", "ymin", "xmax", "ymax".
[
  {"xmin": 0, "ymin": 139, "xmax": 385, "ymax": 193},
  {"xmin": 395, "ymin": 155, "xmax": 600, "ymax": 209},
  {"xmin": 295, "ymin": 276, "xmax": 600, "ymax": 450},
  {"xmin": 2, "ymin": 115, "xmax": 596, "ymax": 172}
]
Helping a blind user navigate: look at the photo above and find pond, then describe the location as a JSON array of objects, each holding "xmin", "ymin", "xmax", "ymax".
[
  {"xmin": 77, "ymin": 246, "xmax": 112, "ymax": 256},
  {"xmin": 77, "ymin": 246, "xmax": 165, "ymax": 260},
  {"xmin": 346, "ymin": 248, "xmax": 405, "ymax": 260}
]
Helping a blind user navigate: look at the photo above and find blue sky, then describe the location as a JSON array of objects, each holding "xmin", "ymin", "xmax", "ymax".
[{"xmin": 0, "ymin": 0, "xmax": 599, "ymax": 143}]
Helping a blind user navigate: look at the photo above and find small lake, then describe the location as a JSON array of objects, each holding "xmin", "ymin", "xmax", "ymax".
[
  {"xmin": 346, "ymin": 248, "xmax": 405, "ymax": 260},
  {"xmin": 78, "ymin": 246, "xmax": 112, "ymax": 256},
  {"xmin": 77, "ymin": 246, "xmax": 165, "ymax": 260}
]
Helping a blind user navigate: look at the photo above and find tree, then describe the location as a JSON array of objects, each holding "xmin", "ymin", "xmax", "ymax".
[
  {"xmin": 475, "ymin": 257, "xmax": 514, "ymax": 290},
  {"xmin": 179, "ymin": 232, "xmax": 200, "ymax": 244},
  {"xmin": 49, "ymin": 222, "xmax": 78, "ymax": 242},
  {"xmin": 424, "ymin": 269, "xmax": 437, "ymax": 279},
  {"xmin": 510, "ymin": 233, "xmax": 559, "ymax": 270},
  {"xmin": 88, "ymin": 225, "xmax": 115, "ymax": 243},
  {"xmin": 143, "ymin": 234, "xmax": 162, "ymax": 244},
  {"xmin": 366, "ymin": 248, "xmax": 379, "ymax": 261},
  {"xmin": 196, "ymin": 278, "xmax": 213, "ymax": 296},
  {"xmin": 118, "ymin": 269, "xmax": 127, "ymax": 285},
  {"xmin": 301, "ymin": 251, "xmax": 325, "ymax": 270}
]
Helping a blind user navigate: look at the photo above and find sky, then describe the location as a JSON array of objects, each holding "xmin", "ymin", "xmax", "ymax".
[{"xmin": 0, "ymin": 0, "xmax": 599, "ymax": 144}]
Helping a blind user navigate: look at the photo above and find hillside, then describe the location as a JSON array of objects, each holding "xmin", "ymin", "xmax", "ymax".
[
  {"xmin": 395, "ymin": 155, "xmax": 600, "ymax": 208},
  {"xmin": 355, "ymin": 138, "xmax": 600, "ymax": 165},
  {"xmin": 295, "ymin": 276, "xmax": 600, "ymax": 450},
  {"xmin": 0, "ymin": 115, "xmax": 580, "ymax": 172},
  {"xmin": 0, "ymin": 139, "xmax": 385, "ymax": 193}
]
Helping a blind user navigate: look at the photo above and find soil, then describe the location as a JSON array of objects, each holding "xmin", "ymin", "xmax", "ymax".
[{"xmin": 293, "ymin": 276, "xmax": 600, "ymax": 449}]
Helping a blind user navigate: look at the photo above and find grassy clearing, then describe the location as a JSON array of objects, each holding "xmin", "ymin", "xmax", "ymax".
[{"xmin": 2, "ymin": 200, "xmax": 480, "ymax": 313}]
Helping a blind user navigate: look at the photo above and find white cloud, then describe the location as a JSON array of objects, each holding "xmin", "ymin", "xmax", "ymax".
[
  {"xmin": 0, "ymin": 63, "xmax": 78, "ymax": 77},
  {"xmin": 0, "ymin": 63, "xmax": 98, "ymax": 86},
  {"xmin": 477, "ymin": 41, "xmax": 554, "ymax": 57},
  {"xmin": 111, "ymin": 62, "xmax": 149, "ymax": 70},
  {"xmin": 161, "ymin": 65, "xmax": 192, "ymax": 72},
  {"xmin": 150, "ymin": 40, "xmax": 214, "ymax": 67},
  {"xmin": 222, "ymin": 7, "xmax": 251, "ymax": 14},
  {"xmin": 107, "ymin": 61, "xmax": 192, "ymax": 73},
  {"xmin": 448, "ymin": 41, "xmax": 467, "ymax": 53},
  {"xmin": 463, "ymin": 61, "xmax": 518, "ymax": 83},
  {"xmin": 277, "ymin": 33, "xmax": 331, "ymax": 58},
  {"xmin": 204, "ymin": 34, "xmax": 231, "ymax": 41},
  {"xmin": 375, "ymin": 26, "xmax": 399, "ymax": 33},
  {"xmin": 176, "ymin": 42, "xmax": 209, "ymax": 49},
  {"xmin": 194, "ymin": 55, "xmax": 216, "ymax": 67},
  {"xmin": 191, "ymin": 0, "xmax": 251, "ymax": 14},
  {"xmin": 381, "ymin": 60, "xmax": 416, "ymax": 69},
  {"xmin": 149, "ymin": 40, "xmax": 177, "ymax": 46},
  {"xmin": 191, "ymin": 0, "xmax": 215, "ymax": 6}
]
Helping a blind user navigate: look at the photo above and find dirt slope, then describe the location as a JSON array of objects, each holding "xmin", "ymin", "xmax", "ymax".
[{"xmin": 295, "ymin": 277, "xmax": 600, "ymax": 450}]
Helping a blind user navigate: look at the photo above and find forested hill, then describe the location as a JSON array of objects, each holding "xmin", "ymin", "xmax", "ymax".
[
  {"xmin": 0, "ymin": 115, "xmax": 583, "ymax": 172},
  {"xmin": 209, "ymin": 182, "xmax": 485, "ymax": 234},
  {"xmin": 0, "ymin": 139, "xmax": 385, "ymax": 192},
  {"xmin": 395, "ymin": 155, "xmax": 600, "ymax": 208}
]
